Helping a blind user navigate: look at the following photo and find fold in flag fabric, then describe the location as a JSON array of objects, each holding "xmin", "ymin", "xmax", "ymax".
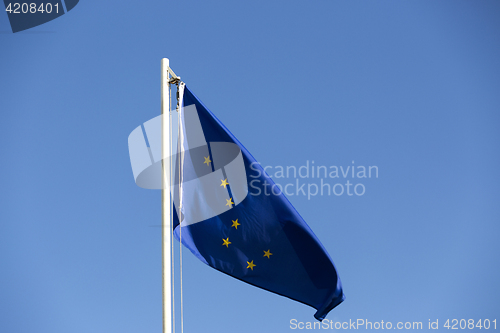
[{"xmin": 171, "ymin": 84, "xmax": 344, "ymax": 320}]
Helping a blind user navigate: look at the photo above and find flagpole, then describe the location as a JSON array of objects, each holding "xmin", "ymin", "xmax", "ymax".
[{"xmin": 161, "ymin": 58, "xmax": 172, "ymax": 333}]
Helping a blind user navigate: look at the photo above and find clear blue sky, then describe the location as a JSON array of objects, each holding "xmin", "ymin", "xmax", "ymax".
[{"xmin": 1, "ymin": 1, "xmax": 499, "ymax": 332}]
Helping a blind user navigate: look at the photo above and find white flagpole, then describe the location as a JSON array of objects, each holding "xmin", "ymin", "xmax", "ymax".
[{"xmin": 161, "ymin": 58, "xmax": 172, "ymax": 333}]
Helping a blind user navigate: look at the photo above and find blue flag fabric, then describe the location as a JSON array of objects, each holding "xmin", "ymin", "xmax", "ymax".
[{"xmin": 172, "ymin": 85, "xmax": 344, "ymax": 320}]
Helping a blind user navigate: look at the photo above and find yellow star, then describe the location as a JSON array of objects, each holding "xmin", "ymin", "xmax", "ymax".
[
  {"xmin": 225, "ymin": 198, "xmax": 234, "ymax": 207},
  {"xmin": 222, "ymin": 238, "xmax": 231, "ymax": 248},
  {"xmin": 220, "ymin": 178, "xmax": 229, "ymax": 188},
  {"xmin": 231, "ymin": 219, "xmax": 240, "ymax": 229},
  {"xmin": 263, "ymin": 249, "xmax": 272, "ymax": 259},
  {"xmin": 247, "ymin": 260, "xmax": 256, "ymax": 270},
  {"xmin": 203, "ymin": 156, "xmax": 211, "ymax": 166}
]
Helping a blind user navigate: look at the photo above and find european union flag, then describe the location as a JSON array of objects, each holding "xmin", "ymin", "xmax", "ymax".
[{"xmin": 171, "ymin": 84, "xmax": 344, "ymax": 320}]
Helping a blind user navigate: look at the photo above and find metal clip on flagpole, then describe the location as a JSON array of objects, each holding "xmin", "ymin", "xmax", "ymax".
[
  {"xmin": 168, "ymin": 68, "xmax": 180, "ymax": 85},
  {"xmin": 161, "ymin": 58, "xmax": 173, "ymax": 333}
]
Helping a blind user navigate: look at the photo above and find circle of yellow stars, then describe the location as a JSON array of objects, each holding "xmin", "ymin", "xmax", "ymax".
[{"xmin": 208, "ymin": 162, "xmax": 272, "ymax": 271}]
